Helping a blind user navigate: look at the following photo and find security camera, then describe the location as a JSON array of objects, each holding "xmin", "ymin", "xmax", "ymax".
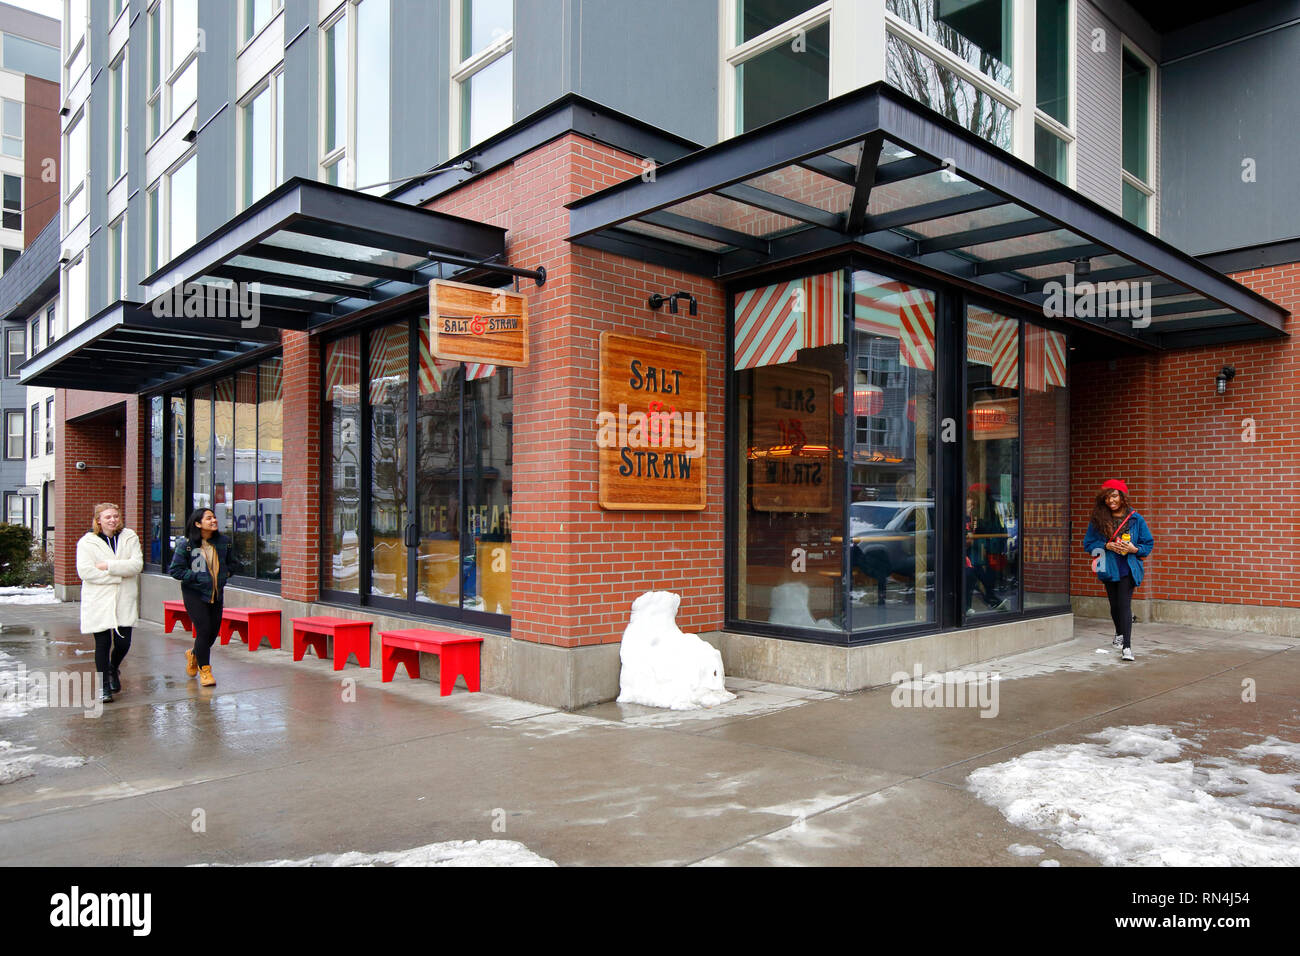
[{"xmin": 75, "ymin": 461, "xmax": 87, "ymax": 471}]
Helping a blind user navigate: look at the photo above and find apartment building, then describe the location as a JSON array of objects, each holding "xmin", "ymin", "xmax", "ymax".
[
  {"xmin": 0, "ymin": 0, "xmax": 59, "ymax": 540},
  {"xmin": 16, "ymin": 0, "xmax": 1299, "ymax": 708}
]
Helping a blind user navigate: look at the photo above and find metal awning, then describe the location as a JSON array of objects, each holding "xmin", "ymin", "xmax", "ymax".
[
  {"xmin": 569, "ymin": 83, "xmax": 1288, "ymax": 349},
  {"xmin": 142, "ymin": 177, "xmax": 513, "ymax": 331},
  {"xmin": 18, "ymin": 302, "xmax": 280, "ymax": 391},
  {"xmin": 23, "ymin": 179, "xmax": 519, "ymax": 392}
]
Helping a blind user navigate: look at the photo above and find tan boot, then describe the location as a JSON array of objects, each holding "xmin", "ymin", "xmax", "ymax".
[
  {"xmin": 185, "ymin": 650, "xmax": 198, "ymax": 677},
  {"xmin": 198, "ymin": 665, "xmax": 216, "ymax": 687}
]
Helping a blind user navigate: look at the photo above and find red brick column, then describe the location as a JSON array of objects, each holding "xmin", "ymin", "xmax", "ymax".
[
  {"xmin": 122, "ymin": 395, "xmax": 146, "ymax": 534},
  {"xmin": 53, "ymin": 396, "xmax": 128, "ymax": 588},
  {"xmin": 280, "ymin": 329, "xmax": 320, "ymax": 602}
]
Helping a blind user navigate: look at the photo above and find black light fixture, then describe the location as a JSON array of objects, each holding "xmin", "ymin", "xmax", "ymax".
[
  {"xmin": 1072, "ymin": 256, "xmax": 1091, "ymax": 277},
  {"xmin": 1215, "ymin": 366, "xmax": 1236, "ymax": 395},
  {"xmin": 648, "ymin": 291, "xmax": 698, "ymax": 316}
]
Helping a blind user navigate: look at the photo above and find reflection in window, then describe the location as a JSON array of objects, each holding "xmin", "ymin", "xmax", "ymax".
[
  {"xmin": 416, "ymin": 328, "xmax": 461, "ymax": 609},
  {"xmin": 258, "ymin": 359, "xmax": 283, "ymax": 580},
  {"xmin": 169, "ymin": 393, "xmax": 186, "ymax": 552},
  {"xmin": 1022, "ymin": 323, "xmax": 1069, "ymax": 608},
  {"xmin": 462, "ymin": 365, "xmax": 511, "ymax": 614},
  {"xmin": 369, "ymin": 323, "xmax": 409, "ymax": 599},
  {"xmin": 887, "ymin": 0, "xmax": 1013, "ymax": 87},
  {"xmin": 323, "ymin": 336, "xmax": 361, "ymax": 593},
  {"xmin": 887, "ymin": 33, "xmax": 1012, "ymax": 148},
  {"xmin": 148, "ymin": 396, "xmax": 164, "ymax": 564},
  {"xmin": 736, "ymin": 22, "xmax": 829, "ymax": 133},
  {"xmin": 849, "ymin": 270, "xmax": 937, "ymax": 630},
  {"xmin": 233, "ymin": 368, "xmax": 259, "ymax": 573},
  {"xmin": 965, "ymin": 306, "xmax": 1019, "ymax": 618},
  {"xmin": 733, "ymin": 270, "xmax": 845, "ymax": 631},
  {"xmin": 192, "ymin": 383, "xmax": 212, "ymax": 515}
]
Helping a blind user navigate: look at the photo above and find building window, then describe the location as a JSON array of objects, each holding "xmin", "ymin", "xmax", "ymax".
[
  {"xmin": 64, "ymin": 109, "xmax": 88, "ymax": 229},
  {"xmin": 241, "ymin": 0, "xmax": 283, "ymax": 44},
  {"xmin": 320, "ymin": 0, "xmax": 390, "ymax": 189},
  {"xmin": 1121, "ymin": 43, "xmax": 1154, "ymax": 230},
  {"xmin": 5, "ymin": 326, "xmax": 24, "ymax": 376},
  {"xmin": 2, "ymin": 248, "xmax": 17, "ymax": 273},
  {"xmin": 1, "ymin": 98, "xmax": 21, "ymax": 158},
  {"xmin": 5, "ymin": 409, "xmax": 24, "ymax": 459},
  {"xmin": 4, "ymin": 492, "xmax": 23, "ymax": 523},
  {"xmin": 149, "ymin": 150, "xmax": 196, "ymax": 271},
  {"xmin": 1033, "ymin": 0, "xmax": 1072, "ymax": 184},
  {"xmin": 727, "ymin": 1, "xmax": 828, "ymax": 136},
  {"xmin": 109, "ymin": 217, "xmax": 126, "ymax": 301},
  {"xmin": 885, "ymin": 0, "xmax": 1015, "ymax": 148},
  {"xmin": 110, "ymin": 53, "xmax": 127, "ymax": 182},
  {"xmin": 4, "ymin": 34, "xmax": 59, "ymax": 83},
  {"xmin": 148, "ymin": 2, "xmax": 162, "ymax": 139},
  {"xmin": 29, "ymin": 316, "xmax": 39, "ymax": 358},
  {"xmin": 146, "ymin": 357, "xmax": 283, "ymax": 578},
  {"xmin": 64, "ymin": 0, "xmax": 88, "ymax": 84},
  {"xmin": 45, "ymin": 304, "xmax": 55, "ymax": 346},
  {"xmin": 2, "ymin": 174, "xmax": 20, "ymax": 231},
  {"xmin": 44, "ymin": 396, "xmax": 53, "ymax": 454},
  {"xmin": 64, "ymin": 255, "xmax": 87, "ymax": 333},
  {"xmin": 452, "ymin": 0, "xmax": 511, "ymax": 150},
  {"xmin": 239, "ymin": 71, "xmax": 284, "ymax": 209},
  {"xmin": 146, "ymin": 0, "xmax": 200, "ymax": 142},
  {"xmin": 30, "ymin": 403, "xmax": 38, "ymax": 458}
]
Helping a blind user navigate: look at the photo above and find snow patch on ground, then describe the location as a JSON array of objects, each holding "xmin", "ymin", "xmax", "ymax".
[
  {"xmin": 617, "ymin": 591, "xmax": 736, "ymax": 710},
  {"xmin": 0, "ymin": 587, "xmax": 59, "ymax": 605},
  {"xmin": 200, "ymin": 840, "xmax": 557, "ymax": 867},
  {"xmin": 1007, "ymin": 843, "xmax": 1044, "ymax": 856},
  {"xmin": 0, "ymin": 649, "xmax": 32, "ymax": 718},
  {"xmin": 511, "ymin": 712, "xmax": 617, "ymax": 739},
  {"xmin": 967, "ymin": 724, "xmax": 1300, "ymax": 866},
  {"xmin": 0, "ymin": 740, "xmax": 88, "ymax": 785}
]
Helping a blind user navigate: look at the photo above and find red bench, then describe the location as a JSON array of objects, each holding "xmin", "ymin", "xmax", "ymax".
[
  {"xmin": 220, "ymin": 607, "xmax": 282, "ymax": 651},
  {"xmin": 291, "ymin": 616, "xmax": 372, "ymax": 670},
  {"xmin": 380, "ymin": 629, "xmax": 484, "ymax": 696},
  {"xmin": 163, "ymin": 600, "xmax": 192, "ymax": 634}
]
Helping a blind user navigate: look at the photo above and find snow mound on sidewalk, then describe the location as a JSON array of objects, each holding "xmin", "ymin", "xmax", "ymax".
[
  {"xmin": 0, "ymin": 740, "xmax": 88, "ymax": 785},
  {"xmin": 202, "ymin": 840, "xmax": 556, "ymax": 867},
  {"xmin": 967, "ymin": 724, "xmax": 1300, "ymax": 866},
  {"xmin": 617, "ymin": 591, "xmax": 736, "ymax": 711},
  {"xmin": 0, "ymin": 586, "xmax": 58, "ymax": 605}
]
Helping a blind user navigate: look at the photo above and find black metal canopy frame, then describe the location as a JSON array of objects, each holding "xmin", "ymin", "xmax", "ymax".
[
  {"xmin": 568, "ymin": 82, "xmax": 1288, "ymax": 350},
  {"xmin": 20, "ymin": 179, "xmax": 536, "ymax": 391}
]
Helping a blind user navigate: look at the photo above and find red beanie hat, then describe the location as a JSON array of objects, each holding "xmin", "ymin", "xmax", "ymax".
[{"xmin": 1101, "ymin": 478, "xmax": 1129, "ymax": 496}]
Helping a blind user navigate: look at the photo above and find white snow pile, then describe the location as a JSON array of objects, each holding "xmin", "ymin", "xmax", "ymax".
[
  {"xmin": 968, "ymin": 724, "xmax": 1300, "ymax": 866},
  {"xmin": 616, "ymin": 591, "xmax": 736, "ymax": 711},
  {"xmin": 0, "ymin": 740, "xmax": 88, "ymax": 785},
  {"xmin": 199, "ymin": 840, "xmax": 556, "ymax": 867},
  {"xmin": 0, "ymin": 649, "xmax": 30, "ymax": 718},
  {"xmin": 0, "ymin": 586, "xmax": 58, "ymax": 605}
]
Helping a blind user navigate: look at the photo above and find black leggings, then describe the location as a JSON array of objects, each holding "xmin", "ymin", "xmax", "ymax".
[
  {"xmin": 93, "ymin": 627, "xmax": 132, "ymax": 675},
  {"xmin": 1104, "ymin": 575, "xmax": 1136, "ymax": 648},
  {"xmin": 182, "ymin": 589, "xmax": 224, "ymax": 667}
]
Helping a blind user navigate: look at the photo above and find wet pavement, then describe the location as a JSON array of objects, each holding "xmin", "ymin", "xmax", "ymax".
[{"xmin": 1, "ymin": 601, "xmax": 1297, "ymax": 866}]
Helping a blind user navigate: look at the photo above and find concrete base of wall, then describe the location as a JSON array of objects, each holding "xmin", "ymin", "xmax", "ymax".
[
  {"xmin": 1073, "ymin": 595, "xmax": 1300, "ymax": 637},
  {"xmin": 701, "ymin": 613, "xmax": 1074, "ymax": 693},
  {"xmin": 55, "ymin": 583, "xmax": 82, "ymax": 602}
]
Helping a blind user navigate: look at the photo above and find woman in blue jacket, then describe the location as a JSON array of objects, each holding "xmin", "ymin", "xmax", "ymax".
[
  {"xmin": 168, "ymin": 508, "xmax": 240, "ymax": 687},
  {"xmin": 1082, "ymin": 479, "xmax": 1153, "ymax": 661}
]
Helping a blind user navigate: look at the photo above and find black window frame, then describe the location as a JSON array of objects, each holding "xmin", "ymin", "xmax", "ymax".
[{"xmin": 29, "ymin": 402, "xmax": 37, "ymax": 458}]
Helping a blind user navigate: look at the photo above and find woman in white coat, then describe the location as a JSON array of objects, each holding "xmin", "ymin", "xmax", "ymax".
[{"xmin": 76, "ymin": 503, "xmax": 143, "ymax": 703}]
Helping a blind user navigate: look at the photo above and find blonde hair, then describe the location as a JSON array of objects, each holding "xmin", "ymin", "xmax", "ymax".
[{"xmin": 91, "ymin": 502, "xmax": 122, "ymax": 534}]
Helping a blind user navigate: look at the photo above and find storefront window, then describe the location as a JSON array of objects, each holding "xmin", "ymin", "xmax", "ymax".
[
  {"xmin": 965, "ymin": 306, "xmax": 1019, "ymax": 618},
  {"xmin": 849, "ymin": 270, "xmax": 937, "ymax": 631},
  {"xmin": 733, "ymin": 270, "xmax": 846, "ymax": 632},
  {"xmin": 415, "ymin": 329, "xmax": 460, "ymax": 609},
  {"xmin": 258, "ymin": 358, "xmax": 283, "ymax": 581},
  {"xmin": 1022, "ymin": 323, "xmax": 1069, "ymax": 608},
  {"xmin": 213, "ymin": 377, "xmax": 235, "ymax": 542},
  {"xmin": 369, "ymin": 322, "xmax": 409, "ymax": 600},
  {"xmin": 169, "ymin": 393, "xmax": 186, "ymax": 552},
  {"xmin": 323, "ymin": 337, "xmax": 361, "ymax": 593},
  {"xmin": 192, "ymin": 383, "xmax": 213, "ymax": 515},
  {"xmin": 233, "ymin": 368, "xmax": 258, "ymax": 573},
  {"xmin": 148, "ymin": 396, "xmax": 164, "ymax": 564},
  {"xmin": 462, "ymin": 364, "xmax": 511, "ymax": 614}
]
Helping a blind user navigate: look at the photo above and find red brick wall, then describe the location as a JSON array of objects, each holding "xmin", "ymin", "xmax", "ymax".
[
  {"xmin": 53, "ymin": 397, "xmax": 126, "ymax": 587},
  {"xmin": 1070, "ymin": 263, "xmax": 1299, "ymax": 608},
  {"xmin": 281, "ymin": 329, "xmax": 320, "ymax": 602},
  {"xmin": 423, "ymin": 134, "xmax": 726, "ymax": 647},
  {"xmin": 23, "ymin": 75, "xmax": 59, "ymax": 246}
]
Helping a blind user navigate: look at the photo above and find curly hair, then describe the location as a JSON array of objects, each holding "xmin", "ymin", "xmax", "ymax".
[{"xmin": 1089, "ymin": 489, "xmax": 1130, "ymax": 539}]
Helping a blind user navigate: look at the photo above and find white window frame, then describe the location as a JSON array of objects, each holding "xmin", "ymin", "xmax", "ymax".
[
  {"xmin": 150, "ymin": 147, "xmax": 197, "ymax": 271},
  {"xmin": 63, "ymin": 253, "xmax": 88, "ymax": 335},
  {"xmin": 241, "ymin": 0, "xmax": 285, "ymax": 49},
  {"xmin": 45, "ymin": 396, "xmax": 53, "ymax": 455},
  {"xmin": 148, "ymin": 0, "xmax": 201, "ymax": 145},
  {"xmin": 238, "ymin": 69, "xmax": 283, "ymax": 210},
  {"xmin": 1, "ymin": 97, "xmax": 23, "ymax": 159},
  {"xmin": 4, "ymin": 410, "xmax": 24, "ymax": 460},
  {"xmin": 147, "ymin": 1, "xmax": 162, "ymax": 141},
  {"xmin": 450, "ymin": 0, "xmax": 514, "ymax": 153},
  {"xmin": 30, "ymin": 403, "xmax": 38, "ymax": 459},
  {"xmin": 29, "ymin": 317, "xmax": 40, "ymax": 359},
  {"xmin": 720, "ymin": 0, "xmax": 832, "ymax": 140},
  {"xmin": 166, "ymin": 0, "xmax": 202, "ymax": 123},
  {"xmin": 63, "ymin": 107, "xmax": 88, "ymax": 231},
  {"xmin": 109, "ymin": 50, "xmax": 128, "ymax": 184},
  {"xmin": 63, "ymin": 0, "xmax": 89, "ymax": 87},
  {"xmin": 1120, "ymin": 36, "xmax": 1157, "ymax": 232},
  {"xmin": 4, "ymin": 326, "xmax": 25, "ymax": 377},
  {"xmin": 1032, "ymin": 0, "xmax": 1076, "ymax": 188},
  {"xmin": 318, "ymin": 4, "xmax": 350, "ymax": 185},
  {"xmin": 108, "ymin": 214, "xmax": 127, "ymax": 301}
]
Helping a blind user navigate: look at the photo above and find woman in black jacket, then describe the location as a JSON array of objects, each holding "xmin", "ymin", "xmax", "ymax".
[{"xmin": 168, "ymin": 508, "xmax": 240, "ymax": 687}]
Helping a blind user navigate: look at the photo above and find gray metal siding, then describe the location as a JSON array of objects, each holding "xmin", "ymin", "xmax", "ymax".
[
  {"xmin": 514, "ymin": 0, "xmax": 569, "ymax": 122},
  {"xmin": 572, "ymin": 0, "xmax": 718, "ymax": 147},
  {"xmin": 391, "ymin": 0, "xmax": 448, "ymax": 184},
  {"xmin": 1075, "ymin": 0, "xmax": 1122, "ymax": 215},
  {"xmin": 196, "ymin": 0, "xmax": 235, "ymax": 250},
  {"xmin": 1161, "ymin": 22, "xmax": 1300, "ymax": 253},
  {"xmin": 281, "ymin": 6, "xmax": 316, "ymax": 183}
]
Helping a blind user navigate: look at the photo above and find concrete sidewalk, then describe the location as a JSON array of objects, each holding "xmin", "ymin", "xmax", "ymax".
[{"xmin": 1, "ymin": 601, "xmax": 1297, "ymax": 866}]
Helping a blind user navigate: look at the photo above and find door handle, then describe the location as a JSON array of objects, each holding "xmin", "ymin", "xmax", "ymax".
[{"xmin": 404, "ymin": 523, "xmax": 418, "ymax": 548}]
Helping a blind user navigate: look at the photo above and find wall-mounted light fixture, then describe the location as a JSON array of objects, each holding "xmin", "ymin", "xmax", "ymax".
[
  {"xmin": 1215, "ymin": 365, "xmax": 1236, "ymax": 395},
  {"xmin": 648, "ymin": 291, "xmax": 698, "ymax": 316},
  {"xmin": 1072, "ymin": 256, "xmax": 1092, "ymax": 277}
]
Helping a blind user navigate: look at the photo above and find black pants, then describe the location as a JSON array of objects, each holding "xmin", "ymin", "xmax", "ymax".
[
  {"xmin": 182, "ymin": 589, "xmax": 224, "ymax": 667},
  {"xmin": 93, "ymin": 627, "xmax": 132, "ymax": 675},
  {"xmin": 1104, "ymin": 575, "xmax": 1136, "ymax": 648}
]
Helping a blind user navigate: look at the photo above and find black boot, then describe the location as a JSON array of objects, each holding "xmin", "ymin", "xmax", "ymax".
[
  {"xmin": 109, "ymin": 668, "xmax": 121, "ymax": 693},
  {"xmin": 100, "ymin": 672, "xmax": 113, "ymax": 703}
]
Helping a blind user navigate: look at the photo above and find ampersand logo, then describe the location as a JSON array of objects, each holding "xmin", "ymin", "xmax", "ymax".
[{"xmin": 470, "ymin": 314, "xmax": 487, "ymax": 335}]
